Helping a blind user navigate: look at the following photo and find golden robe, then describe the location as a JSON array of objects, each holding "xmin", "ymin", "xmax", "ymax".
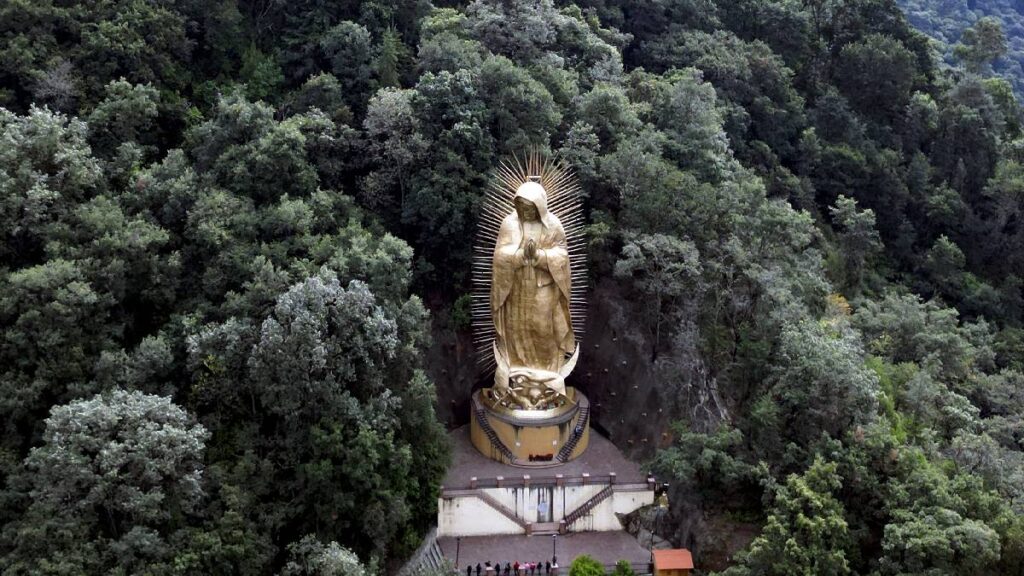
[{"xmin": 491, "ymin": 182, "xmax": 574, "ymax": 374}]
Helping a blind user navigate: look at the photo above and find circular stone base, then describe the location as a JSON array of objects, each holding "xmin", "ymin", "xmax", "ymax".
[{"xmin": 469, "ymin": 388, "xmax": 590, "ymax": 466}]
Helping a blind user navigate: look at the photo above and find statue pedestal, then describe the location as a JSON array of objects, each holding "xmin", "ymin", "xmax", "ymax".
[{"xmin": 469, "ymin": 388, "xmax": 590, "ymax": 466}]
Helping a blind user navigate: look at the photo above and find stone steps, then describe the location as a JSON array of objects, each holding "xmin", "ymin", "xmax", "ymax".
[
  {"xmin": 556, "ymin": 404, "xmax": 589, "ymax": 462},
  {"xmin": 532, "ymin": 522, "xmax": 560, "ymax": 535},
  {"xmin": 474, "ymin": 490, "xmax": 529, "ymax": 530},
  {"xmin": 563, "ymin": 485, "xmax": 614, "ymax": 528},
  {"xmin": 473, "ymin": 396, "xmax": 518, "ymax": 464}
]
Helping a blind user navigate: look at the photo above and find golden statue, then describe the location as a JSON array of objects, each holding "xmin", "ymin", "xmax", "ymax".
[
  {"xmin": 491, "ymin": 180, "xmax": 579, "ymax": 408},
  {"xmin": 473, "ymin": 153, "xmax": 585, "ymax": 412}
]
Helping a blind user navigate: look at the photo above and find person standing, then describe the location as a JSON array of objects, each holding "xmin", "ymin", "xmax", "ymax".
[{"xmin": 476, "ymin": 563, "xmax": 482, "ymax": 576}]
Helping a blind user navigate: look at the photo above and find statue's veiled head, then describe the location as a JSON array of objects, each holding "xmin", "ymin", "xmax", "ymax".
[
  {"xmin": 515, "ymin": 197, "xmax": 539, "ymax": 222},
  {"xmin": 514, "ymin": 181, "xmax": 548, "ymax": 224}
]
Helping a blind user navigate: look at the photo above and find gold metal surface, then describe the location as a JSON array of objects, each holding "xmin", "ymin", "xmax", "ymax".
[
  {"xmin": 470, "ymin": 389, "xmax": 591, "ymax": 465},
  {"xmin": 481, "ymin": 386, "xmax": 578, "ymax": 420},
  {"xmin": 489, "ymin": 179, "xmax": 579, "ymax": 409}
]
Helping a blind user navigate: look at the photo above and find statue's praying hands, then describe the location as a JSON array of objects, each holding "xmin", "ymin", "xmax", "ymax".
[{"xmin": 525, "ymin": 238, "xmax": 537, "ymax": 264}]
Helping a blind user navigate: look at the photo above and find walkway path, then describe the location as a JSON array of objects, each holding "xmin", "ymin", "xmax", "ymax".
[
  {"xmin": 437, "ymin": 530, "xmax": 651, "ymax": 571},
  {"xmin": 442, "ymin": 426, "xmax": 646, "ymax": 489}
]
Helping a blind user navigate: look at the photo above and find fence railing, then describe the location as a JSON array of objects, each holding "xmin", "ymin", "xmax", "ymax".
[
  {"xmin": 606, "ymin": 561, "xmax": 651, "ymax": 575},
  {"xmin": 441, "ymin": 473, "xmax": 655, "ymax": 494},
  {"xmin": 396, "ymin": 527, "xmax": 445, "ymax": 576}
]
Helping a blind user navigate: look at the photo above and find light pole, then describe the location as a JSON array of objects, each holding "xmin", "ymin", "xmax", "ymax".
[
  {"xmin": 455, "ymin": 536, "xmax": 462, "ymax": 574},
  {"xmin": 650, "ymin": 484, "xmax": 669, "ymax": 567}
]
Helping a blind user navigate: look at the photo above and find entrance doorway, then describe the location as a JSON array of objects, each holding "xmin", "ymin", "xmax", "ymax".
[{"xmin": 537, "ymin": 487, "xmax": 554, "ymax": 523}]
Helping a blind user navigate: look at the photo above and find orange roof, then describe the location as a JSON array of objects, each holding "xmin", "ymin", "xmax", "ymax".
[{"xmin": 653, "ymin": 549, "xmax": 694, "ymax": 570}]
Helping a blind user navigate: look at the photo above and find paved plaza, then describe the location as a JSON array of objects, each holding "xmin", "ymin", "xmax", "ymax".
[
  {"xmin": 442, "ymin": 426, "xmax": 647, "ymax": 489},
  {"xmin": 438, "ymin": 530, "xmax": 651, "ymax": 572}
]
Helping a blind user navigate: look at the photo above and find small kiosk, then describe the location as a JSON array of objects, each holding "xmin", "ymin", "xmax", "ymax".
[{"xmin": 652, "ymin": 549, "xmax": 694, "ymax": 576}]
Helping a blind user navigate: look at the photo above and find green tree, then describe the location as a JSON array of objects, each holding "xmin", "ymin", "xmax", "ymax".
[
  {"xmin": 652, "ymin": 425, "xmax": 760, "ymax": 510},
  {"xmin": 603, "ymin": 128, "xmax": 703, "ymax": 232},
  {"xmin": 0, "ymin": 106, "xmax": 102, "ymax": 266},
  {"xmin": 568, "ymin": 554, "xmax": 606, "ymax": 576},
  {"xmin": 933, "ymin": 79, "xmax": 1003, "ymax": 196},
  {"xmin": 2, "ymin": 390, "xmax": 208, "ymax": 574},
  {"xmin": 281, "ymin": 535, "xmax": 370, "ymax": 576},
  {"xmin": 829, "ymin": 195, "xmax": 882, "ymax": 293},
  {"xmin": 638, "ymin": 29, "xmax": 806, "ymax": 165},
  {"xmin": 478, "ymin": 55, "xmax": 561, "ymax": 153},
  {"xmin": 759, "ymin": 319, "xmax": 879, "ymax": 455},
  {"xmin": 287, "ymin": 72, "xmax": 353, "ymax": 124},
  {"xmin": 924, "ymin": 235, "xmax": 967, "ymax": 297},
  {"xmin": 0, "ymin": 0, "xmax": 192, "ymax": 112},
  {"xmin": 363, "ymin": 87, "xmax": 427, "ymax": 217},
  {"xmin": 614, "ymin": 233, "xmax": 702, "ymax": 360},
  {"xmin": 610, "ymin": 560, "xmax": 636, "ymax": 576},
  {"xmin": 188, "ymin": 269, "xmax": 448, "ymax": 560},
  {"xmin": 835, "ymin": 34, "xmax": 918, "ymax": 123},
  {"xmin": 575, "ymin": 83, "xmax": 642, "ymax": 150},
  {"xmin": 642, "ymin": 68, "xmax": 730, "ymax": 179},
  {"xmin": 416, "ymin": 9, "xmax": 485, "ymax": 76},
  {"xmin": 320, "ymin": 21, "xmax": 374, "ymax": 109},
  {"xmin": 239, "ymin": 43, "xmax": 284, "ymax": 102},
  {"xmin": 851, "ymin": 291, "xmax": 992, "ymax": 383},
  {"xmin": 722, "ymin": 458, "xmax": 852, "ymax": 576},
  {"xmin": 876, "ymin": 450, "xmax": 1007, "ymax": 576},
  {"xmin": 465, "ymin": 0, "xmax": 625, "ymax": 86},
  {"xmin": 954, "ymin": 17, "xmax": 1007, "ymax": 74},
  {"xmin": 395, "ymin": 67, "xmax": 493, "ymax": 283},
  {"xmin": 375, "ymin": 27, "xmax": 409, "ymax": 88},
  {"xmin": 86, "ymin": 79, "xmax": 160, "ymax": 162}
]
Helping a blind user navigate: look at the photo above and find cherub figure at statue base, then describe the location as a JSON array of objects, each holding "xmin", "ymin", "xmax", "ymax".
[
  {"xmin": 488, "ymin": 341, "xmax": 578, "ymax": 411},
  {"xmin": 489, "ymin": 369, "xmax": 567, "ymax": 411}
]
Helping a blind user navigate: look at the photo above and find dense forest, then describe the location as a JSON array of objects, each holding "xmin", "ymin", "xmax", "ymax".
[
  {"xmin": 898, "ymin": 0, "xmax": 1024, "ymax": 95},
  {"xmin": 1, "ymin": 0, "xmax": 1024, "ymax": 574}
]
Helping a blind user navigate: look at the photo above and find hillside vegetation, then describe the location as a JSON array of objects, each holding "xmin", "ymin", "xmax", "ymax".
[
  {"xmin": 899, "ymin": 0, "xmax": 1024, "ymax": 94},
  {"xmin": 1, "ymin": 0, "xmax": 1023, "ymax": 574}
]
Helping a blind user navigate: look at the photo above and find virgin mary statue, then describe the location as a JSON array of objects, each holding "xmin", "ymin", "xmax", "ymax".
[{"xmin": 491, "ymin": 180, "xmax": 577, "ymax": 406}]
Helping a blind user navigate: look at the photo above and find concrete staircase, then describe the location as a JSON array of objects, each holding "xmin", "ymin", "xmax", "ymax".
[
  {"xmin": 473, "ymin": 398, "xmax": 518, "ymax": 464},
  {"xmin": 473, "ymin": 490, "xmax": 529, "ymax": 531},
  {"xmin": 563, "ymin": 485, "xmax": 614, "ymax": 529},
  {"xmin": 556, "ymin": 403, "xmax": 589, "ymax": 462},
  {"xmin": 396, "ymin": 528, "xmax": 445, "ymax": 576}
]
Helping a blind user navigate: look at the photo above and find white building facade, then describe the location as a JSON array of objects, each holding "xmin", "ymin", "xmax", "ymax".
[{"xmin": 438, "ymin": 474, "xmax": 654, "ymax": 537}]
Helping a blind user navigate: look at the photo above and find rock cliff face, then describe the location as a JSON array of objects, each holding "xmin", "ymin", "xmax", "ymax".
[
  {"xmin": 427, "ymin": 278, "xmax": 719, "ymax": 462},
  {"xmin": 425, "ymin": 314, "xmax": 479, "ymax": 430},
  {"xmin": 619, "ymin": 494, "xmax": 759, "ymax": 572}
]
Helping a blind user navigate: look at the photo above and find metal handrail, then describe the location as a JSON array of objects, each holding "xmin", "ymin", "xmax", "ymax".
[
  {"xmin": 441, "ymin": 481, "xmax": 650, "ymax": 495},
  {"xmin": 441, "ymin": 475, "xmax": 652, "ymax": 493}
]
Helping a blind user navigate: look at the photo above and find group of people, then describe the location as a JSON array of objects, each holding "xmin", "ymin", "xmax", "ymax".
[{"xmin": 469, "ymin": 560, "xmax": 554, "ymax": 575}]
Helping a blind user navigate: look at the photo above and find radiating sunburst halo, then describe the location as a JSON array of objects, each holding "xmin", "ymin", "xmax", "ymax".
[{"xmin": 471, "ymin": 149, "xmax": 588, "ymax": 373}]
